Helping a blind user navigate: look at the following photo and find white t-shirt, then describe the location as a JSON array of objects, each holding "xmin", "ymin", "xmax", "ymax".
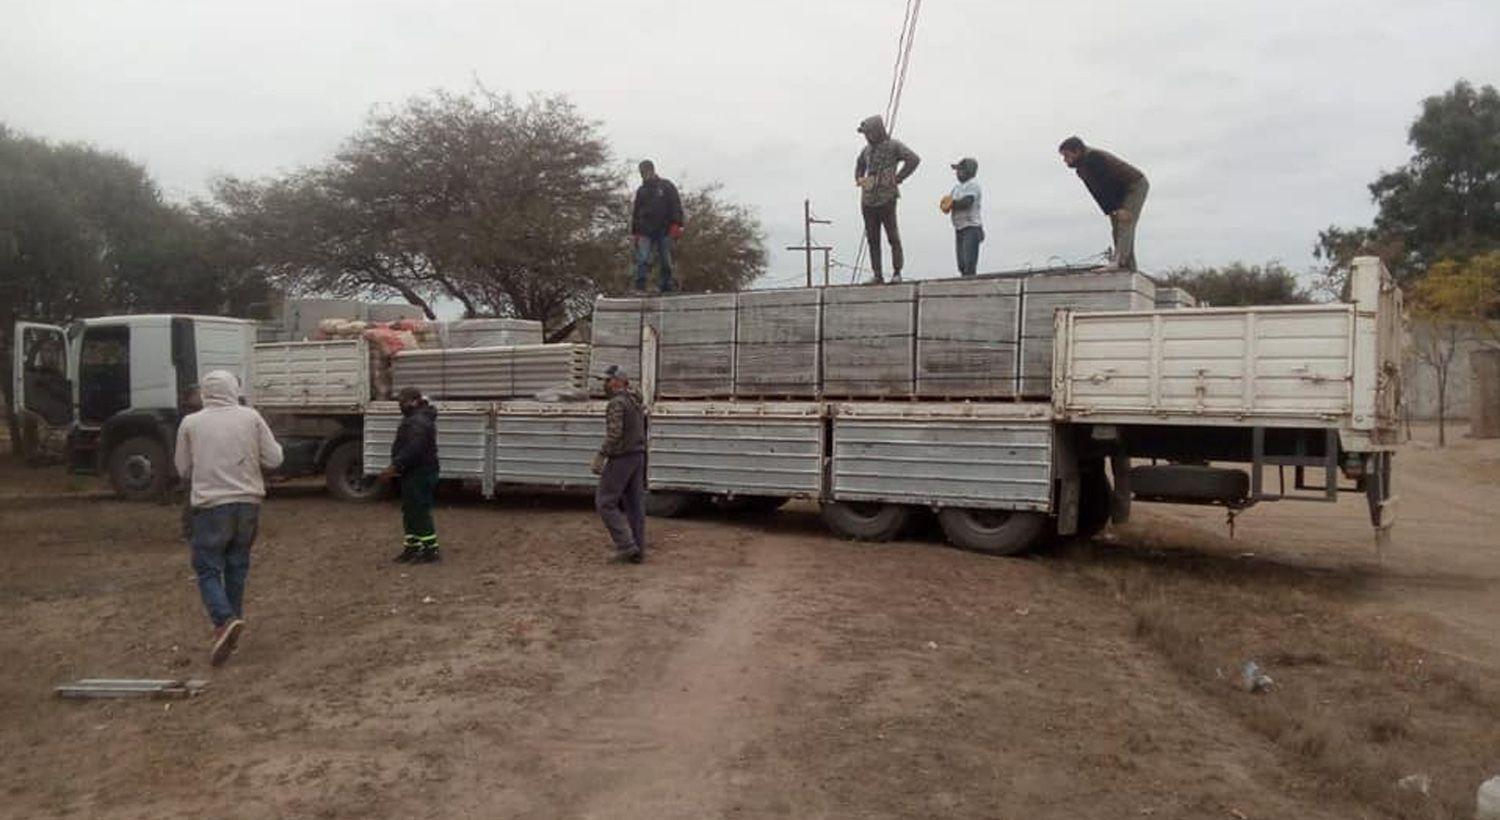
[{"xmin": 949, "ymin": 179, "xmax": 983, "ymax": 230}]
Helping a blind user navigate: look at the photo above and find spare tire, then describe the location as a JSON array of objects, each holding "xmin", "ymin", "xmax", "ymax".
[
  {"xmin": 821, "ymin": 501, "xmax": 912, "ymax": 541},
  {"xmin": 937, "ymin": 508, "xmax": 1050, "ymax": 556},
  {"xmin": 645, "ymin": 491, "xmax": 704, "ymax": 518},
  {"xmin": 1130, "ymin": 464, "xmax": 1249, "ymax": 504}
]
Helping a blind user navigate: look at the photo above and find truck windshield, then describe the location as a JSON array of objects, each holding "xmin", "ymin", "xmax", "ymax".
[{"xmin": 79, "ymin": 325, "xmax": 130, "ymax": 424}]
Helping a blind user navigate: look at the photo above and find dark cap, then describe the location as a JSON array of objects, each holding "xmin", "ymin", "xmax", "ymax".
[
  {"xmin": 603, "ymin": 364, "xmax": 630, "ymax": 381},
  {"xmin": 950, "ymin": 157, "xmax": 978, "ymax": 173},
  {"xmin": 396, "ymin": 387, "xmax": 423, "ymax": 403}
]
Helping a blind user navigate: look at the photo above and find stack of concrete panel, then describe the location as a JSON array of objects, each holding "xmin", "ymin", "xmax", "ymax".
[
  {"xmin": 657, "ymin": 293, "xmax": 737, "ymax": 398},
  {"xmin": 916, "ymin": 278, "xmax": 1021, "ymax": 397},
  {"xmin": 588, "ymin": 296, "xmax": 655, "ymax": 396},
  {"xmin": 441, "ymin": 318, "xmax": 543, "ymax": 349},
  {"xmin": 734, "ymin": 288, "xmax": 822, "ymax": 397},
  {"xmin": 1018, "ymin": 271, "xmax": 1156, "ymax": 396},
  {"xmin": 822, "ymin": 283, "xmax": 918, "ymax": 397},
  {"xmin": 392, "ymin": 344, "xmax": 590, "ymax": 399},
  {"xmin": 1154, "ymin": 286, "xmax": 1198, "ymax": 309}
]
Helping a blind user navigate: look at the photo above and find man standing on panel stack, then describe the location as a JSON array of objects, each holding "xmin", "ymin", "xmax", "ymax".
[
  {"xmin": 855, "ymin": 115, "xmax": 920, "ymax": 283},
  {"xmin": 631, "ymin": 160, "xmax": 685, "ymax": 293}
]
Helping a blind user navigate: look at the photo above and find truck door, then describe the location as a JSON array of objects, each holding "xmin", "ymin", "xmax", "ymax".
[{"xmin": 12, "ymin": 322, "xmax": 73, "ymax": 427}]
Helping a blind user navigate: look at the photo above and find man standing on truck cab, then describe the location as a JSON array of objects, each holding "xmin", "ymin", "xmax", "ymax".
[
  {"xmin": 174, "ymin": 370, "xmax": 284, "ymax": 667},
  {"xmin": 855, "ymin": 114, "xmax": 920, "ymax": 283},
  {"xmin": 631, "ymin": 160, "xmax": 685, "ymax": 293},
  {"xmin": 1058, "ymin": 136, "xmax": 1149, "ymax": 271},
  {"xmin": 591, "ymin": 364, "xmax": 647, "ymax": 564},
  {"xmin": 382, "ymin": 387, "xmax": 442, "ymax": 564}
]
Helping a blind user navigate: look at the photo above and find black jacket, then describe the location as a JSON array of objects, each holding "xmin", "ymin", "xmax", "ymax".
[
  {"xmin": 631, "ymin": 178, "xmax": 685, "ymax": 237},
  {"xmin": 391, "ymin": 404, "xmax": 440, "ymax": 473},
  {"xmin": 1075, "ymin": 149, "xmax": 1146, "ymax": 214}
]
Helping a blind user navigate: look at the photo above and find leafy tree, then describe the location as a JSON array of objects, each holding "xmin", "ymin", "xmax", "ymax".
[
  {"xmin": 1158, "ymin": 261, "xmax": 1311, "ymax": 307},
  {"xmin": 1408, "ymin": 251, "xmax": 1500, "ymax": 445},
  {"xmin": 213, "ymin": 88, "xmax": 767, "ymax": 336},
  {"xmin": 1316, "ymin": 80, "xmax": 1500, "ymax": 294}
]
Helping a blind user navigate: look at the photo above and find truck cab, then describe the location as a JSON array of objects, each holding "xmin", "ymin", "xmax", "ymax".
[{"xmin": 13, "ymin": 315, "xmax": 256, "ymax": 499}]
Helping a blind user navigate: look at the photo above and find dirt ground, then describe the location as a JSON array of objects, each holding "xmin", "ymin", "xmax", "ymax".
[{"xmin": 2, "ymin": 424, "xmax": 1498, "ymax": 820}]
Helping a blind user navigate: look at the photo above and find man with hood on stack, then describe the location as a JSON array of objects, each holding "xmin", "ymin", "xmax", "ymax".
[
  {"xmin": 854, "ymin": 115, "xmax": 921, "ymax": 283},
  {"xmin": 382, "ymin": 387, "xmax": 442, "ymax": 564},
  {"xmin": 174, "ymin": 370, "xmax": 284, "ymax": 667}
]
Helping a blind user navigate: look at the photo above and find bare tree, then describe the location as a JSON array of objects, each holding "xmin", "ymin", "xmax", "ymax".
[{"xmin": 1410, "ymin": 320, "xmax": 1473, "ymax": 446}]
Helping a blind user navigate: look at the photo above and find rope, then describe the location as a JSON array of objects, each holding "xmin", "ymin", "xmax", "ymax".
[{"xmin": 850, "ymin": 0, "xmax": 924, "ymax": 285}]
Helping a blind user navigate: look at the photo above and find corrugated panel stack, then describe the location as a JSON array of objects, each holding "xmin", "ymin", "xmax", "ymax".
[
  {"xmin": 1018, "ymin": 271, "xmax": 1156, "ymax": 396},
  {"xmin": 822, "ymin": 283, "xmax": 918, "ymax": 396},
  {"xmin": 1154, "ymin": 286, "xmax": 1198, "ymax": 309},
  {"xmin": 588, "ymin": 296, "xmax": 655, "ymax": 396},
  {"xmin": 392, "ymin": 344, "xmax": 590, "ymax": 399},
  {"xmin": 916, "ymin": 278, "xmax": 1020, "ymax": 397},
  {"xmin": 441, "ymin": 318, "xmax": 543, "ymax": 349},
  {"xmin": 657, "ymin": 293, "xmax": 737, "ymax": 398},
  {"xmin": 734, "ymin": 288, "xmax": 821, "ymax": 397}
]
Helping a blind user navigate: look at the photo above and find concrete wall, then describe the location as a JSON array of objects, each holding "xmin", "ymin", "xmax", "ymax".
[{"xmin": 1403, "ymin": 320, "xmax": 1499, "ymax": 421}]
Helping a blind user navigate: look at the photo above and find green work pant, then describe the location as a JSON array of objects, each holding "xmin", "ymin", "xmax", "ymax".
[{"xmin": 400, "ymin": 466, "xmax": 440, "ymax": 543}]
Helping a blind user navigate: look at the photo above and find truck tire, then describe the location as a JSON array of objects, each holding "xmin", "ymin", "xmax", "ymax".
[
  {"xmin": 713, "ymin": 495, "xmax": 790, "ymax": 515},
  {"xmin": 108, "ymin": 436, "xmax": 171, "ymax": 501},
  {"xmin": 1130, "ymin": 464, "xmax": 1249, "ymax": 504},
  {"xmin": 937, "ymin": 508, "xmax": 1050, "ymax": 556},
  {"xmin": 325, "ymin": 441, "xmax": 386, "ymax": 502},
  {"xmin": 1077, "ymin": 468, "xmax": 1112, "ymax": 540},
  {"xmin": 645, "ymin": 491, "xmax": 704, "ymax": 518},
  {"xmin": 821, "ymin": 501, "xmax": 912, "ymax": 542}
]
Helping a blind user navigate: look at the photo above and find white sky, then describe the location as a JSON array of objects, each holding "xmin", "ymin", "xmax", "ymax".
[{"xmin": 3, "ymin": 0, "xmax": 1498, "ymax": 292}]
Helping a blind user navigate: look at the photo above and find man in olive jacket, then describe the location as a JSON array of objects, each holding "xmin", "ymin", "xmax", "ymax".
[
  {"xmin": 1059, "ymin": 136, "xmax": 1149, "ymax": 271},
  {"xmin": 591, "ymin": 364, "xmax": 647, "ymax": 563}
]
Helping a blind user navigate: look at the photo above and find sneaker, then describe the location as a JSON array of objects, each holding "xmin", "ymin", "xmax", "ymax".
[
  {"xmin": 610, "ymin": 547, "xmax": 643, "ymax": 564},
  {"xmin": 211, "ymin": 619, "xmax": 244, "ymax": 667},
  {"xmin": 890, "ymin": 272, "xmax": 903, "ymax": 283}
]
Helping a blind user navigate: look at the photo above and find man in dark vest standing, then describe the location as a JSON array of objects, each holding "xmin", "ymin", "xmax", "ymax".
[
  {"xmin": 1059, "ymin": 136, "xmax": 1149, "ymax": 271},
  {"xmin": 591, "ymin": 364, "xmax": 647, "ymax": 564}
]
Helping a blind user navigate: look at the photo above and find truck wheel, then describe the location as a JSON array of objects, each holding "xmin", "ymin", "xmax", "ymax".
[
  {"xmin": 713, "ymin": 495, "xmax": 790, "ymax": 514},
  {"xmin": 645, "ymin": 491, "xmax": 704, "ymax": 518},
  {"xmin": 937, "ymin": 508, "xmax": 1050, "ymax": 556},
  {"xmin": 821, "ymin": 501, "xmax": 912, "ymax": 541},
  {"xmin": 1077, "ymin": 468, "xmax": 1112, "ymax": 540},
  {"xmin": 108, "ymin": 436, "xmax": 170, "ymax": 501},
  {"xmin": 325, "ymin": 441, "xmax": 386, "ymax": 502}
]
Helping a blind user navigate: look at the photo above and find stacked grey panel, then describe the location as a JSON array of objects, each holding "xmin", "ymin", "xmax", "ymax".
[
  {"xmin": 392, "ymin": 344, "xmax": 590, "ymax": 399},
  {"xmin": 831, "ymin": 418, "xmax": 1052, "ymax": 510},
  {"xmin": 822, "ymin": 284, "xmax": 917, "ymax": 396},
  {"xmin": 441, "ymin": 318, "xmax": 543, "ymax": 349},
  {"xmin": 588, "ymin": 297, "xmax": 656, "ymax": 397},
  {"xmin": 1154, "ymin": 286, "xmax": 1198, "ymax": 309},
  {"xmin": 657, "ymin": 293, "xmax": 736, "ymax": 398},
  {"xmin": 734, "ymin": 288, "xmax": 821, "ymax": 396},
  {"xmin": 916, "ymin": 278, "xmax": 1020, "ymax": 397},
  {"xmin": 1019, "ymin": 271, "xmax": 1156, "ymax": 396}
]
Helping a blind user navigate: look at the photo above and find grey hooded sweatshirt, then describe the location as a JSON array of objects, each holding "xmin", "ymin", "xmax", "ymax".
[
  {"xmin": 174, "ymin": 370, "xmax": 284, "ymax": 508},
  {"xmin": 854, "ymin": 115, "xmax": 920, "ymax": 208}
]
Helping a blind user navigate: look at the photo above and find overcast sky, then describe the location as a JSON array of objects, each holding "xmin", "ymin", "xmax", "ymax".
[{"xmin": 4, "ymin": 0, "xmax": 1498, "ymax": 293}]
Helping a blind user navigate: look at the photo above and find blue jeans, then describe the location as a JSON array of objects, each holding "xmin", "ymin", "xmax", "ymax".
[
  {"xmin": 955, "ymin": 226, "xmax": 984, "ymax": 277},
  {"xmin": 189, "ymin": 503, "xmax": 260, "ymax": 627},
  {"xmin": 633, "ymin": 234, "xmax": 676, "ymax": 292}
]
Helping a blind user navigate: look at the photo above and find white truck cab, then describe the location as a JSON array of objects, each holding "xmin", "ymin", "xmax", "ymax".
[{"xmin": 13, "ymin": 315, "xmax": 256, "ymax": 498}]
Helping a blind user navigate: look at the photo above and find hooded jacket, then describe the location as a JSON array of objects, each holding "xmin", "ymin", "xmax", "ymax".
[
  {"xmin": 174, "ymin": 370, "xmax": 284, "ymax": 508},
  {"xmin": 631, "ymin": 177, "xmax": 685, "ymax": 238},
  {"xmin": 854, "ymin": 115, "xmax": 920, "ymax": 208},
  {"xmin": 391, "ymin": 401, "xmax": 440, "ymax": 474}
]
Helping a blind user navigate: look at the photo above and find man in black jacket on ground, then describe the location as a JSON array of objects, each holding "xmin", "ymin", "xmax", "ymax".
[
  {"xmin": 382, "ymin": 387, "xmax": 442, "ymax": 564},
  {"xmin": 631, "ymin": 160, "xmax": 685, "ymax": 293},
  {"xmin": 1059, "ymin": 136, "xmax": 1149, "ymax": 271}
]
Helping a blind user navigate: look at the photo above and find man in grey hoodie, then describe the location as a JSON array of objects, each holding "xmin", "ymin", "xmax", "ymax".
[
  {"xmin": 855, "ymin": 115, "xmax": 920, "ymax": 283},
  {"xmin": 174, "ymin": 370, "xmax": 284, "ymax": 666}
]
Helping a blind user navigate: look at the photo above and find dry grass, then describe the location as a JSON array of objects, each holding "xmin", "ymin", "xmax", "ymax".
[{"xmin": 1058, "ymin": 541, "xmax": 1500, "ymax": 820}]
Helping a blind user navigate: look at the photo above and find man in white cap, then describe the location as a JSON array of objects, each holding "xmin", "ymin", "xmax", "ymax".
[
  {"xmin": 591, "ymin": 364, "xmax": 647, "ymax": 563},
  {"xmin": 174, "ymin": 370, "xmax": 283, "ymax": 666}
]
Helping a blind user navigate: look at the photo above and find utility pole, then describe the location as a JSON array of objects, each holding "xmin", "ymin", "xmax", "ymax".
[{"xmin": 786, "ymin": 199, "xmax": 833, "ymax": 288}]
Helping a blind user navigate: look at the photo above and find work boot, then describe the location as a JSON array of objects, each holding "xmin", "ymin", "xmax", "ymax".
[
  {"xmin": 610, "ymin": 547, "xmax": 643, "ymax": 564},
  {"xmin": 890, "ymin": 272, "xmax": 903, "ymax": 283},
  {"xmin": 412, "ymin": 548, "xmax": 442, "ymax": 564},
  {"xmin": 210, "ymin": 618, "xmax": 244, "ymax": 667},
  {"xmin": 394, "ymin": 536, "xmax": 420, "ymax": 563}
]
